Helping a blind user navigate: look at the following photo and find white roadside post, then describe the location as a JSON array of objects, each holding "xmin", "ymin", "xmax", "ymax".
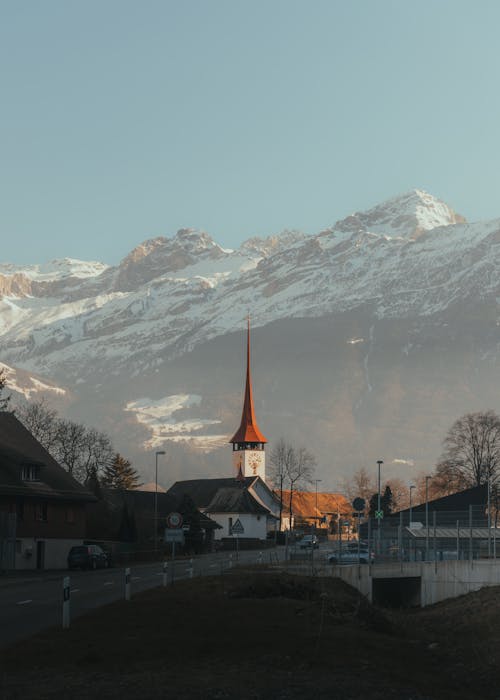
[
  {"xmin": 258, "ymin": 551, "xmax": 263, "ymax": 565},
  {"xmin": 62, "ymin": 576, "xmax": 70, "ymax": 629},
  {"xmin": 162, "ymin": 561, "xmax": 168, "ymax": 587},
  {"xmin": 229, "ymin": 553, "xmax": 233, "ymax": 569},
  {"xmin": 189, "ymin": 558, "xmax": 194, "ymax": 579},
  {"xmin": 125, "ymin": 567, "xmax": 131, "ymax": 601}
]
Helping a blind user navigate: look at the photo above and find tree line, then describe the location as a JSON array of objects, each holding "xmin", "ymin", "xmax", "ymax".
[
  {"xmin": 0, "ymin": 370, "xmax": 141, "ymax": 490},
  {"xmin": 17, "ymin": 399, "xmax": 142, "ymax": 490}
]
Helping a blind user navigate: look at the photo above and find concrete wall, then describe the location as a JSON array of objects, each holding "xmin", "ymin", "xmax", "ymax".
[
  {"xmin": 15, "ymin": 537, "xmax": 84, "ymax": 570},
  {"xmin": 332, "ymin": 560, "xmax": 500, "ymax": 607}
]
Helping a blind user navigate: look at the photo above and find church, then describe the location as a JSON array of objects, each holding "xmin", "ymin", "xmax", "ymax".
[{"xmin": 167, "ymin": 321, "xmax": 280, "ymax": 546}]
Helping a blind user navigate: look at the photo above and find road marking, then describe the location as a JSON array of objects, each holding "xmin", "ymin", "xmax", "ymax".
[
  {"xmin": 17, "ymin": 599, "xmax": 32, "ymax": 605},
  {"xmin": 104, "ymin": 581, "xmax": 114, "ymax": 586},
  {"xmin": 70, "ymin": 588, "xmax": 80, "ymax": 593}
]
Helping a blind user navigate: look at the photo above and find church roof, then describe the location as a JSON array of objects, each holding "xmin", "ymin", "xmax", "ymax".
[
  {"xmin": 205, "ymin": 487, "xmax": 270, "ymax": 515},
  {"xmin": 167, "ymin": 476, "xmax": 258, "ymax": 509},
  {"xmin": 229, "ymin": 320, "xmax": 267, "ymax": 444}
]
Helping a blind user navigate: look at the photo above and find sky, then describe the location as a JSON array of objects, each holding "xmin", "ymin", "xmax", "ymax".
[{"xmin": 2, "ymin": 0, "xmax": 500, "ymax": 266}]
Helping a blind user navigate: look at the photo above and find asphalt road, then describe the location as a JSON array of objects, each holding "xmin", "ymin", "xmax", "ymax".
[{"xmin": 0, "ymin": 548, "xmax": 284, "ymax": 649}]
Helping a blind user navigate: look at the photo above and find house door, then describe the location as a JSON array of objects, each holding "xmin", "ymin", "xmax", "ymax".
[{"xmin": 36, "ymin": 540, "xmax": 45, "ymax": 570}]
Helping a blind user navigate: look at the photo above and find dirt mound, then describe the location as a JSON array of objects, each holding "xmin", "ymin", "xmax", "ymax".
[{"xmin": 1, "ymin": 572, "xmax": 499, "ymax": 699}]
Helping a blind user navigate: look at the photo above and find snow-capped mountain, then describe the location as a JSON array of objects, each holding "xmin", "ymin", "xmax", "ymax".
[{"xmin": 0, "ymin": 190, "xmax": 499, "ymax": 486}]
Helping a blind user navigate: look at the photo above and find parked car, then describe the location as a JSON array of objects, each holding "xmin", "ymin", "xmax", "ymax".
[
  {"xmin": 297, "ymin": 535, "xmax": 319, "ymax": 549},
  {"xmin": 327, "ymin": 547, "xmax": 374, "ymax": 565},
  {"xmin": 67, "ymin": 544, "xmax": 109, "ymax": 570}
]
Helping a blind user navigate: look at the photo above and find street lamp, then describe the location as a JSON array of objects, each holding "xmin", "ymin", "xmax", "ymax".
[
  {"xmin": 425, "ymin": 475, "xmax": 431, "ymax": 561},
  {"xmin": 314, "ymin": 479, "xmax": 322, "ymax": 529},
  {"xmin": 409, "ymin": 484, "xmax": 416, "ymax": 562},
  {"xmin": 154, "ymin": 450, "xmax": 166, "ymax": 552},
  {"xmin": 409, "ymin": 484, "xmax": 415, "ymax": 527},
  {"xmin": 377, "ymin": 460, "xmax": 383, "ymax": 553}
]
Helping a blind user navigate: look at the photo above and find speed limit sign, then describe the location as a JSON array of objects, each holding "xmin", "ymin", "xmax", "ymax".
[{"xmin": 167, "ymin": 512, "xmax": 183, "ymax": 529}]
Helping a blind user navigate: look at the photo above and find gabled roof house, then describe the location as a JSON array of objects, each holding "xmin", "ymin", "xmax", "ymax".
[{"xmin": 0, "ymin": 412, "xmax": 95, "ymax": 570}]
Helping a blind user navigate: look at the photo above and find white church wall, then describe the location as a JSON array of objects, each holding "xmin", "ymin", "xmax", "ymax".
[{"xmin": 212, "ymin": 512, "xmax": 268, "ymax": 541}]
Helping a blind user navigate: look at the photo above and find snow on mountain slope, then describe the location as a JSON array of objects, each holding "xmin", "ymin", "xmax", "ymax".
[
  {"xmin": 0, "ymin": 361, "xmax": 68, "ymax": 400},
  {"xmin": 333, "ymin": 190, "xmax": 466, "ymax": 239},
  {"xmin": 125, "ymin": 394, "xmax": 226, "ymax": 450},
  {"xmin": 0, "ymin": 190, "xmax": 497, "ymax": 386},
  {"xmin": 0, "ymin": 258, "xmax": 108, "ymax": 281}
]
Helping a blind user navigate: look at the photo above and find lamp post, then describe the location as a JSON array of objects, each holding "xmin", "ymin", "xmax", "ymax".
[
  {"xmin": 425, "ymin": 475, "xmax": 431, "ymax": 561},
  {"xmin": 377, "ymin": 460, "xmax": 383, "ymax": 554},
  {"xmin": 314, "ymin": 479, "xmax": 322, "ymax": 531},
  {"xmin": 409, "ymin": 484, "xmax": 415, "ymax": 562},
  {"xmin": 154, "ymin": 450, "xmax": 166, "ymax": 552},
  {"xmin": 409, "ymin": 484, "xmax": 415, "ymax": 526}
]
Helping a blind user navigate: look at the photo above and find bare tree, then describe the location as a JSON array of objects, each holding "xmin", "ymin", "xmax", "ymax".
[
  {"xmin": 435, "ymin": 410, "xmax": 500, "ymax": 490},
  {"xmin": 17, "ymin": 399, "xmax": 115, "ymax": 484},
  {"xmin": 268, "ymin": 438, "xmax": 316, "ymax": 531},
  {"xmin": 80, "ymin": 427, "xmax": 114, "ymax": 484},
  {"xmin": 286, "ymin": 445, "xmax": 316, "ymax": 532},
  {"xmin": 268, "ymin": 438, "xmax": 295, "ymax": 531},
  {"xmin": 17, "ymin": 399, "xmax": 59, "ymax": 451},
  {"xmin": 341, "ymin": 467, "xmax": 375, "ymax": 507},
  {"xmin": 53, "ymin": 419, "xmax": 87, "ymax": 479}
]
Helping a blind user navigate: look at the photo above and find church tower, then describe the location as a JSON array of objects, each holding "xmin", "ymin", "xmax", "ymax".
[{"xmin": 229, "ymin": 319, "xmax": 267, "ymax": 480}]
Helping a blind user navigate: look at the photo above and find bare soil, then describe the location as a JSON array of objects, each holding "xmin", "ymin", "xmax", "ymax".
[{"xmin": 1, "ymin": 569, "xmax": 500, "ymax": 700}]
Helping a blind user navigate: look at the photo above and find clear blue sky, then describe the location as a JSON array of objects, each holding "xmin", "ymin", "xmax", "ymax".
[{"xmin": 2, "ymin": 0, "xmax": 500, "ymax": 265}]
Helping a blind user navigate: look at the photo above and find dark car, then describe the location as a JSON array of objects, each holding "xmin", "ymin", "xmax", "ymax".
[
  {"xmin": 297, "ymin": 534, "xmax": 319, "ymax": 549},
  {"xmin": 67, "ymin": 544, "xmax": 109, "ymax": 570}
]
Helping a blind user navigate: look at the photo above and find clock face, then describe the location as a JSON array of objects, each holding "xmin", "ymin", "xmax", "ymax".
[{"xmin": 249, "ymin": 453, "xmax": 263, "ymax": 474}]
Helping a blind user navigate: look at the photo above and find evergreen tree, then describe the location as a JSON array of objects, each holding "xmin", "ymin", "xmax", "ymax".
[
  {"xmin": 368, "ymin": 486, "xmax": 393, "ymax": 517},
  {"xmin": 381, "ymin": 485, "xmax": 394, "ymax": 516},
  {"xmin": 101, "ymin": 453, "xmax": 142, "ymax": 490}
]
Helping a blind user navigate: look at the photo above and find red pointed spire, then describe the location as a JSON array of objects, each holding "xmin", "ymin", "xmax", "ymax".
[{"xmin": 229, "ymin": 317, "xmax": 267, "ymax": 444}]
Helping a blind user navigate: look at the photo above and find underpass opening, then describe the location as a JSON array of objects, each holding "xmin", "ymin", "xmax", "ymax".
[{"xmin": 372, "ymin": 576, "xmax": 421, "ymax": 608}]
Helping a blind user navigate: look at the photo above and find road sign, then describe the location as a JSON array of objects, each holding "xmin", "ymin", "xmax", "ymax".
[
  {"xmin": 164, "ymin": 528, "xmax": 184, "ymax": 543},
  {"xmin": 375, "ymin": 510, "xmax": 384, "ymax": 520},
  {"xmin": 230, "ymin": 518, "xmax": 244, "ymax": 535},
  {"xmin": 167, "ymin": 512, "xmax": 183, "ymax": 529},
  {"xmin": 352, "ymin": 497, "xmax": 366, "ymax": 512}
]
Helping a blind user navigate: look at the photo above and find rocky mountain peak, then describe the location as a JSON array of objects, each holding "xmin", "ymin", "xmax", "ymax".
[
  {"xmin": 334, "ymin": 189, "xmax": 466, "ymax": 239},
  {"xmin": 114, "ymin": 230, "xmax": 227, "ymax": 291}
]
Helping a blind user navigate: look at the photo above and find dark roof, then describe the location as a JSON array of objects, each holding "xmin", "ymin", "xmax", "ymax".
[
  {"xmin": 86, "ymin": 487, "xmax": 221, "ymax": 541},
  {"xmin": 205, "ymin": 487, "xmax": 270, "ymax": 515},
  {"xmin": 396, "ymin": 484, "xmax": 488, "ymax": 515},
  {"xmin": 167, "ymin": 476, "xmax": 258, "ymax": 509},
  {"xmin": 0, "ymin": 412, "xmax": 95, "ymax": 502}
]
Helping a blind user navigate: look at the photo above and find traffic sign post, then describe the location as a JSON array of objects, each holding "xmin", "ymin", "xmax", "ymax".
[
  {"xmin": 167, "ymin": 512, "xmax": 183, "ymax": 529},
  {"xmin": 62, "ymin": 576, "xmax": 70, "ymax": 629}
]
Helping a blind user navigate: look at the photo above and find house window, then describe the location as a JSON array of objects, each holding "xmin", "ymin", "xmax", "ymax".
[
  {"xmin": 228, "ymin": 517, "xmax": 233, "ymax": 535},
  {"xmin": 21, "ymin": 465, "xmax": 41, "ymax": 481},
  {"xmin": 65, "ymin": 507, "xmax": 75, "ymax": 524},
  {"xmin": 34, "ymin": 503, "xmax": 48, "ymax": 522}
]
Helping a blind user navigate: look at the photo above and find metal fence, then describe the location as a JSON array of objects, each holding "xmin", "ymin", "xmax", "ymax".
[{"xmin": 359, "ymin": 505, "xmax": 498, "ymax": 563}]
